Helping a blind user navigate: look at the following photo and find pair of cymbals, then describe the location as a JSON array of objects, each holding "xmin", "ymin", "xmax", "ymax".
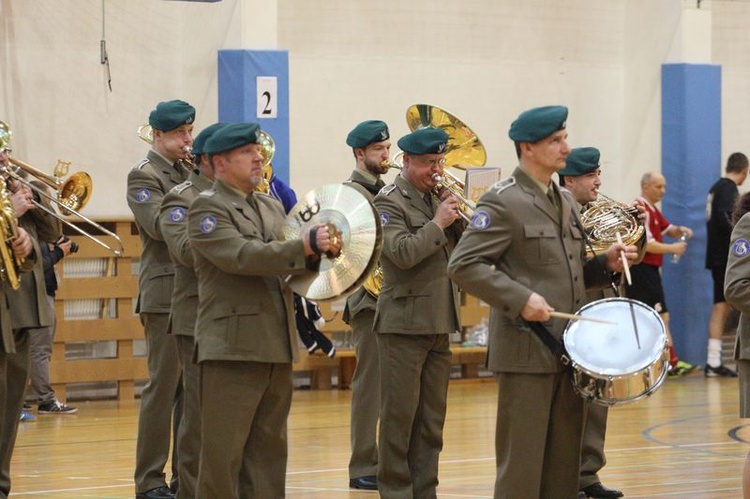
[{"xmin": 282, "ymin": 184, "xmax": 382, "ymax": 302}]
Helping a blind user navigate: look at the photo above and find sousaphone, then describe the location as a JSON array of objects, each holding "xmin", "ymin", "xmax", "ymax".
[{"xmin": 282, "ymin": 184, "xmax": 382, "ymax": 302}]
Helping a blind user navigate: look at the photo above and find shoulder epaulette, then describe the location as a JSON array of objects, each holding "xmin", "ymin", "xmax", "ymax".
[
  {"xmin": 132, "ymin": 159, "xmax": 150, "ymax": 171},
  {"xmin": 491, "ymin": 177, "xmax": 516, "ymax": 194},
  {"xmin": 378, "ymin": 184, "xmax": 397, "ymax": 196},
  {"xmin": 172, "ymin": 180, "xmax": 193, "ymax": 194},
  {"xmin": 199, "ymin": 189, "xmax": 216, "ymax": 197}
]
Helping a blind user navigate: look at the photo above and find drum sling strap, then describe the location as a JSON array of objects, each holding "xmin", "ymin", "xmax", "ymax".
[
  {"xmin": 526, "ymin": 321, "xmax": 571, "ymax": 367},
  {"xmin": 522, "ymin": 217, "xmax": 621, "ymax": 368}
]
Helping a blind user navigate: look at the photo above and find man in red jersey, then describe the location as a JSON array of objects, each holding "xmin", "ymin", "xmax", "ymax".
[{"xmin": 625, "ymin": 171, "xmax": 696, "ymax": 376}]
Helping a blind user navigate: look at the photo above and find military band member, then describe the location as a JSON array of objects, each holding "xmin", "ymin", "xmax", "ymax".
[
  {"xmin": 127, "ymin": 100, "xmax": 194, "ymax": 499},
  {"xmin": 373, "ymin": 126, "xmax": 462, "ymax": 498},
  {"xmin": 187, "ymin": 122, "xmax": 338, "ymax": 498},
  {"xmin": 723, "ymin": 191, "xmax": 750, "ymax": 498},
  {"xmin": 0, "ymin": 144, "xmax": 46, "ymax": 499},
  {"xmin": 558, "ymin": 147, "xmax": 623, "ymax": 499},
  {"xmin": 342, "ymin": 119, "xmax": 391, "ymax": 491},
  {"xmin": 157, "ymin": 122, "xmax": 224, "ymax": 499},
  {"xmin": 0, "ymin": 140, "xmax": 52, "ymax": 498},
  {"xmin": 447, "ymin": 106, "xmax": 637, "ymax": 499}
]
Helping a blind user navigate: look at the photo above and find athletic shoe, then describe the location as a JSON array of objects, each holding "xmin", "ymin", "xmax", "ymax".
[
  {"xmin": 38, "ymin": 400, "xmax": 78, "ymax": 414},
  {"xmin": 705, "ymin": 363, "xmax": 738, "ymax": 378},
  {"xmin": 19, "ymin": 410, "xmax": 36, "ymax": 422},
  {"xmin": 668, "ymin": 360, "xmax": 698, "ymax": 377}
]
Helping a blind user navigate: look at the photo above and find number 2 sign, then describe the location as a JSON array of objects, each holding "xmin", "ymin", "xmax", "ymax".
[{"xmin": 256, "ymin": 76, "xmax": 277, "ymax": 118}]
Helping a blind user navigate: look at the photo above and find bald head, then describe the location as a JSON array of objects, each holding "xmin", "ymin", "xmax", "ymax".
[{"xmin": 641, "ymin": 171, "xmax": 666, "ymax": 204}]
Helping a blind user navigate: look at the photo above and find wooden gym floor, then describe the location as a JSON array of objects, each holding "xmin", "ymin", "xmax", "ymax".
[{"xmin": 7, "ymin": 372, "xmax": 747, "ymax": 498}]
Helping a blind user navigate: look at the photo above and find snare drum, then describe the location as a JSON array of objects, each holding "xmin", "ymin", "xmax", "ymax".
[{"xmin": 563, "ymin": 297, "xmax": 669, "ymax": 406}]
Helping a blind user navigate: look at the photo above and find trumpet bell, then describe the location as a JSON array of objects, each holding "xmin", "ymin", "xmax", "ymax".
[
  {"xmin": 405, "ymin": 104, "xmax": 487, "ymax": 170},
  {"xmin": 258, "ymin": 130, "xmax": 275, "ymax": 168},
  {"xmin": 137, "ymin": 123, "xmax": 154, "ymax": 145}
]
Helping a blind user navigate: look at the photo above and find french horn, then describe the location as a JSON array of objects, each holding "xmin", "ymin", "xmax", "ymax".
[
  {"xmin": 363, "ymin": 104, "xmax": 487, "ymax": 297},
  {"xmin": 579, "ymin": 193, "xmax": 647, "ymax": 260}
]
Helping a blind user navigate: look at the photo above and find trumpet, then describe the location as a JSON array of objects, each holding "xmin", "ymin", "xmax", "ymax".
[
  {"xmin": 431, "ymin": 171, "xmax": 476, "ymax": 223},
  {"xmin": 136, "ymin": 123, "xmax": 194, "ymax": 173},
  {"xmin": 380, "ymin": 152, "xmax": 405, "ymax": 172}
]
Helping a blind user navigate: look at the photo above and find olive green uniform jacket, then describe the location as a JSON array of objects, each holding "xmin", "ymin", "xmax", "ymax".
[
  {"xmin": 725, "ymin": 212, "xmax": 750, "ymax": 362},
  {"xmin": 126, "ymin": 150, "xmax": 188, "ymax": 314},
  {"xmin": 159, "ymin": 171, "xmax": 213, "ymax": 338},
  {"xmin": 187, "ymin": 179, "xmax": 313, "ymax": 363},
  {"xmin": 342, "ymin": 169, "xmax": 383, "ymax": 323},
  {"xmin": 448, "ymin": 167, "xmax": 611, "ymax": 373},
  {"xmin": 373, "ymin": 174, "xmax": 462, "ymax": 335}
]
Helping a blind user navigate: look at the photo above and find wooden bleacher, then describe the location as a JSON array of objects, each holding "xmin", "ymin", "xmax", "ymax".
[{"xmin": 48, "ymin": 221, "xmax": 489, "ymax": 399}]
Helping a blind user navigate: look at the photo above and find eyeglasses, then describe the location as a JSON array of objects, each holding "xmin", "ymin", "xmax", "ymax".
[{"xmin": 415, "ymin": 157, "xmax": 446, "ymax": 168}]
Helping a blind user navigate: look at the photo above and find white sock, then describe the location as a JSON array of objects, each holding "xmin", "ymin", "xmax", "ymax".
[{"xmin": 707, "ymin": 338, "xmax": 723, "ymax": 368}]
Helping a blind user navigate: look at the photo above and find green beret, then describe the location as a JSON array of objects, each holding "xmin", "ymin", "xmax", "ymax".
[
  {"xmin": 346, "ymin": 120, "xmax": 390, "ymax": 148},
  {"xmin": 397, "ymin": 127, "xmax": 449, "ymax": 155},
  {"xmin": 508, "ymin": 105, "xmax": 568, "ymax": 142},
  {"xmin": 148, "ymin": 100, "xmax": 196, "ymax": 131},
  {"xmin": 203, "ymin": 122, "xmax": 261, "ymax": 155},
  {"xmin": 558, "ymin": 147, "xmax": 601, "ymax": 177},
  {"xmin": 192, "ymin": 123, "xmax": 227, "ymax": 155}
]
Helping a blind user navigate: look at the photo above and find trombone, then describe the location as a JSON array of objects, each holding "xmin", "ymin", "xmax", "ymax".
[{"xmin": 0, "ymin": 121, "xmax": 124, "ymax": 256}]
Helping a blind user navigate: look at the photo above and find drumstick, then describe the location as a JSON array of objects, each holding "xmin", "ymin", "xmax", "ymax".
[
  {"xmin": 615, "ymin": 231, "xmax": 632, "ymax": 286},
  {"xmin": 628, "ymin": 301, "xmax": 642, "ymax": 350},
  {"xmin": 549, "ymin": 311, "xmax": 617, "ymax": 325}
]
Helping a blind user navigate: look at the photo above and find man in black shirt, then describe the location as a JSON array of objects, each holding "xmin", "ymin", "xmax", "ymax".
[{"xmin": 705, "ymin": 152, "xmax": 748, "ymax": 376}]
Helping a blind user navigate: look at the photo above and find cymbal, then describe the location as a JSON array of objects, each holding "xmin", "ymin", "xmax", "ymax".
[
  {"xmin": 405, "ymin": 104, "xmax": 487, "ymax": 170},
  {"xmin": 281, "ymin": 184, "xmax": 382, "ymax": 302}
]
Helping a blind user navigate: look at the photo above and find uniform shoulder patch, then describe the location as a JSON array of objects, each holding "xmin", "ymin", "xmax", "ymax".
[
  {"xmin": 469, "ymin": 210, "xmax": 491, "ymax": 231},
  {"xmin": 379, "ymin": 212, "xmax": 390, "ymax": 226},
  {"xmin": 378, "ymin": 184, "xmax": 397, "ymax": 196},
  {"xmin": 491, "ymin": 177, "xmax": 515, "ymax": 194},
  {"xmin": 199, "ymin": 215, "xmax": 218, "ymax": 234},
  {"xmin": 132, "ymin": 159, "xmax": 150, "ymax": 171},
  {"xmin": 168, "ymin": 206, "xmax": 187, "ymax": 223},
  {"xmin": 173, "ymin": 180, "xmax": 193, "ymax": 194},
  {"xmin": 199, "ymin": 189, "xmax": 216, "ymax": 197},
  {"xmin": 135, "ymin": 188, "xmax": 151, "ymax": 203},
  {"xmin": 732, "ymin": 238, "xmax": 750, "ymax": 258}
]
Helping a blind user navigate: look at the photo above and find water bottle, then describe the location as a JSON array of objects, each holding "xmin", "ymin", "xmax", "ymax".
[{"xmin": 671, "ymin": 231, "xmax": 688, "ymax": 263}]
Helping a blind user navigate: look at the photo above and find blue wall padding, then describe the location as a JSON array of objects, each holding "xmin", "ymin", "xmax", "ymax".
[
  {"xmin": 661, "ymin": 63, "xmax": 721, "ymax": 366},
  {"xmin": 217, "ymin": 50, "xmax": 290, "ymax": 184}
]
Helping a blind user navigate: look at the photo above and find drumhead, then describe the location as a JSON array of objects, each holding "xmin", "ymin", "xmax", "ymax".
[{"xmin": 563, "ymin": 298, "xmax": 666, "ymax": 375}]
